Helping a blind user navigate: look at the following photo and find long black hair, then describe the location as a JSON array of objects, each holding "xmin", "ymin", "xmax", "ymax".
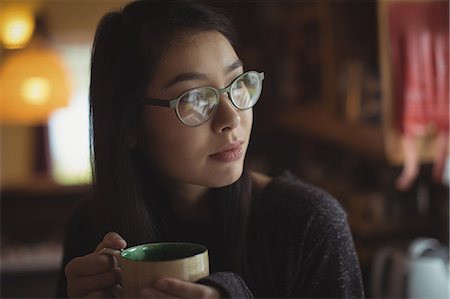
[{"xmin": 89, "ymin": 0, "xmax": 252, "ymax": 274}]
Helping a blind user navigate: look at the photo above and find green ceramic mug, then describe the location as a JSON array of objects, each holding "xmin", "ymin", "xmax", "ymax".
[{"xmin": 101, "ymin": 242, "xmax": 209, "ymax": 298}]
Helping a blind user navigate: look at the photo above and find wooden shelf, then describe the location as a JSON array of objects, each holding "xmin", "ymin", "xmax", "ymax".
[
  {"xmin": 1, "ymin": 177, "xmax": 91, "ymax": 194},
  {"xmin": 275, "ymin": 106, "xmax": 385, "ymax": 160}
]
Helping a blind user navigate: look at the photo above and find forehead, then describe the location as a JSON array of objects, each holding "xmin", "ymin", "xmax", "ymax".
[{"xmin": 158, "ymin": 30, "xmax": 238, "ymax": 73}]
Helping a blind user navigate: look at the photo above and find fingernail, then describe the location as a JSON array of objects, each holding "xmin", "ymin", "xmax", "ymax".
[{"xmin": 111, "ymin": 256, "xmax": 119, "ymax": 268}]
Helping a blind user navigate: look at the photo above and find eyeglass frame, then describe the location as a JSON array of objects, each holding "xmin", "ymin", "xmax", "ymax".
[{"xmin": 142, "ymin": 71, "xmax": 264, "ymax": 126}]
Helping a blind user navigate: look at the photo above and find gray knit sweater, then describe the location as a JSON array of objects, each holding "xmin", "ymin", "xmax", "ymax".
[
  {"xmin": 198, "ymin": 171, "xmax": 364, "ymax": 298},
  {"xmin": 57, "ymin": 171, "xmax": 364, "ymax": 298}
]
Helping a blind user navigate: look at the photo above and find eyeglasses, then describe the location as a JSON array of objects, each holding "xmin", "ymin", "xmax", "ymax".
[{"xmin": 142, "ymin": 71, "xmax": 264, "ymax": 126}]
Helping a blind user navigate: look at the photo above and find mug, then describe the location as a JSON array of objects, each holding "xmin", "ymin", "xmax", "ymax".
[{"xmin": 101, "ymin": 242, "xmax": 209, "ymax": 298}]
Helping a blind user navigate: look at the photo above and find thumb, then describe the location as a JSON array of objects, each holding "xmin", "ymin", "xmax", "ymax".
[{"xmin": 95, "ymin": 231, "xmax": 127, "ymax": 253}]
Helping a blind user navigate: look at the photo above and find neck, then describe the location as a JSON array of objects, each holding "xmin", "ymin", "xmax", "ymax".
[{"xmin": 166, "ymin": 181, "xmax": 211, "ymax": 222}]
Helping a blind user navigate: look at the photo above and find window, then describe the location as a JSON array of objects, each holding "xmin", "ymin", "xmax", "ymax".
[{"xmin": 47, "ymin": 43, "xmax": 91, "ymax": 185}]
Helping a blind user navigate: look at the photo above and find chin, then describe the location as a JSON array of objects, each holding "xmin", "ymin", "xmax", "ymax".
[{"xmin": 209, "ymin": 165, "xmax": 244, "ymax": 188}]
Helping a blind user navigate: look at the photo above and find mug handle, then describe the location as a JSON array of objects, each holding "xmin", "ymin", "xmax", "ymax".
[
  {"xmin": 99, "ymin": 248, "xmax": 123, "ymax": 298},
  {"xmin": 408, "ymin": 238, "xmax": 440, "ymax": 259}
]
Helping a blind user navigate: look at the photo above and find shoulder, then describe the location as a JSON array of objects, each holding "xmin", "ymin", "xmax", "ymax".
[
  {"xmin": 249, "ymin": 170, "xmax": 272, "ymax": 191},
  {"xmin": 247, "ymin": 171, "xmax": 363, "ymax": 297},
  {"xmin": 252, "ymin": 170, "xmax": 347, "ymax": 229}
]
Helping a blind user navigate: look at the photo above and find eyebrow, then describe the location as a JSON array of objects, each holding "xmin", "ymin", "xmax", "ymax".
[
  {"xmin": 227, "ymin": 59, "xmax": 243, "ymax": 72},
  {"xmin": 163, "ymin": 59, "xmax": 244, "ymax": 89}
]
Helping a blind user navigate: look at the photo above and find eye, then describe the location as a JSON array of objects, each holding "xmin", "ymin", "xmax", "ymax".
[{"xmin": 235, "ymin": 80, "xmax": 244, "ymax": 89}]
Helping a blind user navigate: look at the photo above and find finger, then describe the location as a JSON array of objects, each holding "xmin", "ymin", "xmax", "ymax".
[
  {"xmin": 155, "ymin": 278, "xmax": 219, "ymax": 298},
  {"xmin": 85, "ymin": 286, "xmax": 120, "ymax": 299},
  {"xmin": 67, "ymin": 269, "xmax": 121, "ymax": 298},
  {"xmin": 98, "ymin": 248, "xmax": 122, "ymax": 269},
  {"xmin": 95, "ymin": 232, "xmax": 127, "ymax": 253},
  {"xmin": 85, "ymin": 290, "xmax": 108, "ymax": 298},
  {"xmin": 65, "ymin": 252, "xmax": 117, "ymax": 278},
  {"xmin": 140, "ymin": 287, "xmax": 174, "ymax": 298},
  {"xmin": 111, "ymin": 284, "xmax": 123, "ymax": 298}
]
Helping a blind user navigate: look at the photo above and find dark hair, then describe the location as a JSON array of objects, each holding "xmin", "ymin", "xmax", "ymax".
[{"xmin": 89, "ymin": 0, "xmax": 251, "ymax": 273}]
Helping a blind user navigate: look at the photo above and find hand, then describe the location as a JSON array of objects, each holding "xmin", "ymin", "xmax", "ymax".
[
  {"xmin": 140, "ymin": 278, "xmax": 221, "ymax": 298},
  {"xmin": 64, "ymin": 232, "xmax": 127, "ymax": 298}
]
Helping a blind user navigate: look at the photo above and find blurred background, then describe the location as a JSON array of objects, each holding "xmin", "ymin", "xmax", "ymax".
[{"xmin": 0, "ymin": 0, "xmax": 448, "ymax": 298}]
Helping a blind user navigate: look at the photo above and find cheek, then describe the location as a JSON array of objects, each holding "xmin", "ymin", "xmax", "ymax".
[
  {"xmin": 139, "ymin": 109, "xmax": 178, "ymax": 160},
  {"xmin": 241, "ymin": 109, "xmax": 253, "ymax": 137},
  {"xmin": 138, "ymin": 109, "xmax": 207, "ymax": 174},
  {"xmin": 137, "ymin": 107, "xmax": 254, "ymax": 186}
]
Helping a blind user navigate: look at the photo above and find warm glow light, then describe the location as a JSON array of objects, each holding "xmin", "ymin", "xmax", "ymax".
[
  {"xmin": 48, "ymin": 44, "xmax": 93, "ymax": 185},
  {"xmin": 0, "ymin": 43, "xmax": 72, "ymax": 124},
  {"xmin": 0, "ymin": 7, "xmax": 35, "ymax": 49},
  {"xmin": 20, "ymin": 77, "xmax": 51, "ymax": 105}
]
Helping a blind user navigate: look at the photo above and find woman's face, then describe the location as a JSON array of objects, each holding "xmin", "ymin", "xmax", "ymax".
[{"xmin": 138, "ymin": 30, "xmax": 253, "ymax": 189}]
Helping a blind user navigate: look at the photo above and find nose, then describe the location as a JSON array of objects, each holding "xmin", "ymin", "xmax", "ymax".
[{"xmin": 211, "ymin": 92, "xmax": 240, "ymax": 133}]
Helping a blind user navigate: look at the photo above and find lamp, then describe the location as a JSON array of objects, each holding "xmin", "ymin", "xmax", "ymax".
[
  {"xmin": 0, "ymin": 5, "xmax": 35, "ymax": 49},
  {"xmin": 0, "ymin": 42, "xmax": 72, "ymax": 124},
  {"xmin": 0, "ymin": 13, "xmax": 72, "ymax": 182}
]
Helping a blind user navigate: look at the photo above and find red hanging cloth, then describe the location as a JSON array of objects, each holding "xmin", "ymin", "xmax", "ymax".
[{"xmin": 388, "ymin": 1, "xmax": 449, "ymax": 136}]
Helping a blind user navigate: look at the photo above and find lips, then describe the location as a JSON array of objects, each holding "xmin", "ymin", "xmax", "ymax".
[{"xmin": 209, "ymin": 141, "xmax": 244, "ymax": 162}]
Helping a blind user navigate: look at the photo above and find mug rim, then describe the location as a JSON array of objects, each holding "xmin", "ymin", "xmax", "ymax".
[{"xmin": 120, "ymin": 242, "xmax": 208, "ymax": 263}]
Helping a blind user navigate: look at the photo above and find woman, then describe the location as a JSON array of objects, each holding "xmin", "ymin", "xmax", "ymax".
[{"xmin": 57, "ymin": 0, "xmax": 364, "ymax": 298}]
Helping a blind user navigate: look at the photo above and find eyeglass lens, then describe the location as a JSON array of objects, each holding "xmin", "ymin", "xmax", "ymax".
[{"xmin": 177, "ymin": 72, "xmax": 262, "ymax": 126}]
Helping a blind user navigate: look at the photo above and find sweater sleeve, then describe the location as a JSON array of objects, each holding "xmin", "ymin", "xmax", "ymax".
[{"xmin": 197, "ymin": 272, "xmax": 254, "ymax": 298}]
